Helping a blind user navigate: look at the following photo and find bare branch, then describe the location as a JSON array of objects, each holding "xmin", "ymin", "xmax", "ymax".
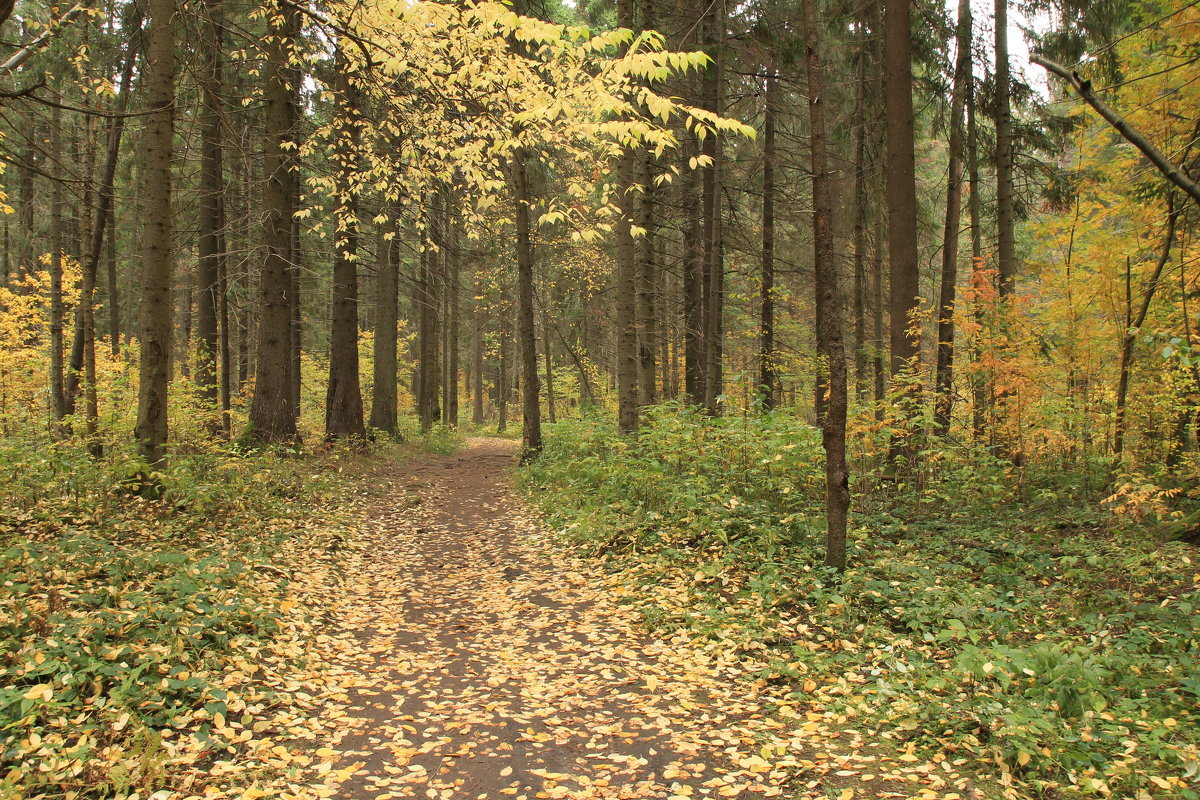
[{"xmin": 1031, "ymin": 54, "xmax": 1200, "ymax": 209}]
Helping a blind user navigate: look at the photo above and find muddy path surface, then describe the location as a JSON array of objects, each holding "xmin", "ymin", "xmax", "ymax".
[{"xmin": 318, "ymin": 438, "xmax": 794, "ymax": 800}]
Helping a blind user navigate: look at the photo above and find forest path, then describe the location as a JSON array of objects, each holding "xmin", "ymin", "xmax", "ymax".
[{"xmin": 314, "ymin": 437, "xmax": 796, "ymax": 800}]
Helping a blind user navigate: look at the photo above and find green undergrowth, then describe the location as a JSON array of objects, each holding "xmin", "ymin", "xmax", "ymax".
[
  {"xmin": 520, "ymin": 405, "xmax": 1200, "ymax": 799},
  {"xmin": 0, "ymin": 425, "xmax": 454, "ymax": 799}
]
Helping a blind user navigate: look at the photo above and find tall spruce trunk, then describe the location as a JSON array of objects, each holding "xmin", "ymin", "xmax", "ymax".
[
  {"xmin": 417, "ymin": 214, "xmax": 437, "ymax": 433},
  {"xmin": 369, "ymin": 221, "xmax": 399, "ymax": 435},
  {"xmin": 759, "ymin": 69, "xmax": 777, "ymax": 410},
  {"xmin": 851, "ymin": 39, "xmax": 869, "ymax": 400},
  {"xmin": 472, "ymin": 267, "xmax": 486, "ymax": 425},
  {"xmin": 802, "ymin": 0, "xmax": 850, "ymax": 571},
  {"xmin": 446, "ymin": 208, "xmax": 460, "ymax": 427},
  {"xmin": 701, "ymin": 0, "xmax": 725, "ymax": 415},
  {"xmin": 994, "ymin": 0, "xmax": 1016, "ymax": 296},
  {"xmin": 967, "ymin": 80, "xmax": 987, "ymax": 439},
  {"xmin": 513, "ymin": 148, "xmax": 543, "ymax": 454},
  {"xmin": 934, "ymin": 0, "xmax": 972, "ymax": 435},
  {"xmin": 49, "ymin": 105, "xmax": 66, "ymax": 427},
  {"xmin": 195, "ymin": 0, "xmax": 224, "ymax": 407},
  {"xmin": 248, "ymin": 0, "xmax": 300, "ymax": 443},
  {"xmin": 325, "ymin": 55, "xmax": 366, "ymax": 440},
  {"xmin": 884, "ymin": 0, "xmax": 920, "ymax": 383},
  {"xmin": 682, "ymin": 134, "xmax": 706, "ymax": 403},
  {"xmin": 134, "ymin": 0, "xmax": 176, "ymax": 468}
]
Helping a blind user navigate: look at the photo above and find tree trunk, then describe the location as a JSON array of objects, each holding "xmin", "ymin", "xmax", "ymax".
[
  {"xmin": 497, "ymin": 310, "xmax": 509, "ymax": 434},
  {"xmin": 195, "ymin": 0, "xmax": 224, "ymax": 407},
  {"xmin": 851, "ymin": 35, "xmax": 869, "ymax": 401},
  {"xmin": 934, "ymin": 0, "xmax": 972, "ymax": 435},
  {"xmin": 49, "ymin": 105, "xmax": 65, "ymax": 428},
  {"xmin": 701, "ymin": 0, "xmax": 725, "ymax": 415},
  {"xmin": 472, "ymin": 266, "xmax": 486, "ymax": 426},
  {"xmin": 106, "ymin": 199, "xmax": 119, "ymax": 356},
  {"xmin": 134, "ymin": 0, "xmax": 176, "ymax": 468},
  {"xmin": 512, "ymin": 148, "xmax": 543, "ymax": 455},
  {"xmin": 968, "ymin": 77, "xmax": 987, "ymax": 440},
  {"xmin": 417, "ymin": 212, "xmax": 437, "ymax": 433},
  {"xmin": 446, "ymin": 206, "xmax": 460, "ymax": 427},
  {"xmin": 759, "ymin": 69, "xmax": 777, "ymax": 410},
  {"xmin": 325, "ymin": 55, "xmax": 366, "ymax": 441},
  {"xmin": 682, "ymin": 134, "xmax": 706, "ymax": 404},
  {"xmin": 884, "ymin": 0, "xmax": 920, "ymax": 383},
  {"xmin": 802, "ymin": 0, "xmax": 850, "ymax": 571},
  {"xmin": 248, "ymin": 0, "xmax": 300, "ymax": 443},
  {"xmin": 995, "ymin": 0, "xmax": 1016, "ymax": 295},
  {"xmin": 542, "ymin": 306, "xmax": 556, "ymax": 423},
  {"xmin": 369, "ymin": 219, "xmax": 399, "ymax": 435}
]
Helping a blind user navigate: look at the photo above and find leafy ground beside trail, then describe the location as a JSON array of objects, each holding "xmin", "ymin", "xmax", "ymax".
[
  {"xmin": 520, "ymin": 407, "xmax": 1200, "ymax": 800},
  {"xmin": 5, "ymin": 412, "xmax": 1198, "ymax": 800},
  {"xmin": 0, "ymin": 429, "xmax": 454, "ymax": 800}
]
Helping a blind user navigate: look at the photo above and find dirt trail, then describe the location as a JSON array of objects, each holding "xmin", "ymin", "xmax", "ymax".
[{"xmin": 316, "ymin": 438, "xmax": 794, "ymax": 800}]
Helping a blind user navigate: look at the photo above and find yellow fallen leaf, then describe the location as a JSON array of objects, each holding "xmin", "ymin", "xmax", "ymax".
[{"xmin": 838, "ymin": 790, "xmax": 855, "ymax": 800}]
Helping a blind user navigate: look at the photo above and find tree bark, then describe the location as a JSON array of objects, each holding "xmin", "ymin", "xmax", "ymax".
[
  {"xmin": 134, "ymin": 0, "xmax": 176, "ymax": 468},
  {"xmin": 248, "ymin": 0, "xmax": 300, "ymax": 443},
  {"xmin": 884, "ymin": 0, "xmax": 921, "ymax": 383},
  {"xmin": 369, "ymin": 217, "xmax": 399, "ymax": 435},
  {"xmin": 195, "ymin": 0, "xmax": 224, "ymax": 407},
  {"xmin": 512, "ymin": 148, "xmax": 543, "ymax": 454},
  {"xmin": 995, "ymin": 0, "xmax": 1017, "ymax": 295},
  {"xmin": 701, "ymin": 0, "xmax": 725, "ymax": 415},
  {"xmin": 325, "ymin": 54, "xmax": 366, "ymax": 441},
  {"xmin": 802, "ymin": 0, "xmax": 850, "ymax": 571},
  {"xmin": 934, "ymin": 0, "xmax": 972, "ymax": 435},
  {"xmin": 759, "ymin": 68, "xmax": 777, "ymax": 410},
  {"xmin": 49, "ymin": 104, "xmax": 65, "ymax": 428}
]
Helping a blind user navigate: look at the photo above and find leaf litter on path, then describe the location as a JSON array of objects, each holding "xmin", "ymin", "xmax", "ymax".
[{"xmin": 191, "ymin": 439, "xmax": 998, "ymax": 800}]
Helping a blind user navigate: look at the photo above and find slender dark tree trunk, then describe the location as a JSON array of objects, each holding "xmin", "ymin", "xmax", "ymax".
[
  {"xmin": 701, "ymin": 0, "xmax": 725, "ymax": 415},
  {"xmin": 512, "ymin": 148, "xmax": 543, "ymax": 454},
  {"xmin": 417, "ymin": 212, "xmax": 437, "ymax": 433},
  {"xmin": 107, "ymin": 200, "xmax": 119, "ymax": 355},
  {"xmin": 802, "ymin": 0, "xmax": 850, "ymax": 571},
  {"xmin": 472, "ymin": 266, "xmax": 486, "ymax": 426},
  {"xmin": 325, "ymin": 54, "xmax": 366, "ymax": 441},
  {"xmin": 135, "ymin": 0, "xmax": 176, "ymax": 468},
  {"xmin": 370, "ymin": 219, "xmax": 399, "ymax": 435},
  {"xmin": 49, "ymin": 105, "xmax": 65, "ymax": 428},
  {"xmin": 851, "ymin": 37, "xmax": 869, "ymax": 401},
  {"xmin": 195, "ymin": 0, "xmax": 224, "ymax": 408},
  {"xmin": 289, "ymin": 167, "xmax": 302, "ymax": 420},
  {"xmin": 995, "ymin": 0, "xmax": 1016, "ymax": 296},
  {"xmin": 968, "ymin": 79, "xmax": 987, "ymax": 440},
  {"xmin": 446, "ymin": 208, "xmax": 460, "ymax": 427},
  {"xmin": 934, "ymin": 0, "xmax": 972, "ymax": 435},
  {"xmin": 218, "ymin": 207, "xmax": 232, "ymax": 435},
  {"xmin": 248, "ymin": 0, "xmax": 300, "ymax": 443},
  {"xmin": 759, "ymin": 69, "xmax": 777, "ymax": 410},
  {"xmin": 682, "ymin": 134, "xmax": 706, "ymax": 404},
  {"xmin": 542, "ymin": 306, "xmax": 556, "ymax": 423},
  {"xmin": 638, "ymin": 153, "xmax": 659, "ymax": 407},
  {"xmin": 497, "ymin": 309, "xmax": 509, "ymax": 433}
]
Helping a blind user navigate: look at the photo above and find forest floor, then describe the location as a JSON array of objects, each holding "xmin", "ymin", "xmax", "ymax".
[{"xmin": 292, "ymin": 438, "xmax": 993, "ymax": 800}]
